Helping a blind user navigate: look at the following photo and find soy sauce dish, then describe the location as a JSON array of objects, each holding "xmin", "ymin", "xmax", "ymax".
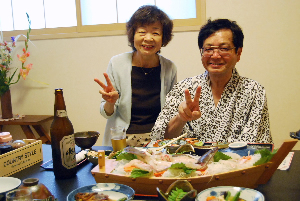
[{"xmin": 228, "ymin": 142, "xmax": 247, "ymax": 149}]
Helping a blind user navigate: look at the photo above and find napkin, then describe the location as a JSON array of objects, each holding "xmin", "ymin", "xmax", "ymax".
[{"xmin": 277, "ymin": 152, "xmax": 294, "ymax": 170}]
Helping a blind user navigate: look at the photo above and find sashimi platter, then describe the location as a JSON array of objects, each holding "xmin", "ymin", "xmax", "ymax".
[{"xmin": 91, "ymin": 138, "xmax": 297, "ymax": 195}]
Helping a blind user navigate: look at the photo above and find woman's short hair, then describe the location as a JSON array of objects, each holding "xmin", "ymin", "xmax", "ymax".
[
  {"xmin": 198, "ymin": 19, "xmax": 244, "ymax": 53},
  {"xmin": 126, "ymin": 5, "xmax": 173, "ymax": 51}
]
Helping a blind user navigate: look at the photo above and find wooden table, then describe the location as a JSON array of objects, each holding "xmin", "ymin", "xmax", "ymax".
[
  {"xmin": 0, "ymin": 115, "xmax": 53, "ymax": 144},
  {"xmin": 11, "ymin": 145, "xmax": 300, "ymax": 201}
]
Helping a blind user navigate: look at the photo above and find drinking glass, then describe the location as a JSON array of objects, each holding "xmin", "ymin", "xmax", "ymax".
[
  {"xmin": 6, "ymin": 189, "xmax": 32, "ymax": 201},
  {"xmin": 111, "ymin": 126, "xmax": 126, "ymax": 152}
]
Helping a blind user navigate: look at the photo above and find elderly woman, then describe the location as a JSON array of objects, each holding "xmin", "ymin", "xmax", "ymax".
[{"xmin": 94, "ymin": 5, "xmax": 177, "ymax": 147}]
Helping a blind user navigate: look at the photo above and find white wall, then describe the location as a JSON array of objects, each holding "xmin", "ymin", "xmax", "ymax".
[{"xmin": 3, "ymin": 0, "xmax": 300, "ymax": 150}]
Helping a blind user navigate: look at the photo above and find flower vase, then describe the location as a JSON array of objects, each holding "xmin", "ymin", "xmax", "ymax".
[{"xmin": 1, "ymin": 89, "xmax": 13, "ymax": 119}]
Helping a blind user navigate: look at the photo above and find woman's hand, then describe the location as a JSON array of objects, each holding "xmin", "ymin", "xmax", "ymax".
[
  {"xmin": 178, "ymin": 86, "xmax": 202, "ymax": 122},
  {"xmin": 94, "ymin": 73, "xmax": 119, "ymax": 106}
]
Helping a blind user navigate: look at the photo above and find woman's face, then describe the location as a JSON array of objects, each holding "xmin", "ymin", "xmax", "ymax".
[{"xmin": 134, "ymin": 22, "xmax": 163, "ymax": 57}]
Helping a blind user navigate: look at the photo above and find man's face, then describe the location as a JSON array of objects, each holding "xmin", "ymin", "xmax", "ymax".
[{"xmin": 201, "ymin": 29, "xmax": 242, "ymax": 79}]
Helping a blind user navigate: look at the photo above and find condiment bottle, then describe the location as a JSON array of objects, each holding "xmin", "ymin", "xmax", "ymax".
[
  {"xmin": 0, "ymin": 132, "xmax": 13, "ymax": 146},
  {"xmin": 18, "ymin": 178, "xmax": 54, "ymax": 200},
  {"xmin": 0, "ymin": 132, "xmax": 13, "ymax": 154},
  {"xmin": 50, "ymin": 88, "xmax": 77, "ymax": 179}
]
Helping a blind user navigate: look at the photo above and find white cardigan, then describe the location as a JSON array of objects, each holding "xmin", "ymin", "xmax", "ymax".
[{"xmin": 100, "ymin": 52, "xmax": 177, "ymax": 146}]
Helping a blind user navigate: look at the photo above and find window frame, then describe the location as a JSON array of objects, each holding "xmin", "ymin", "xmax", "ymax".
[{"xmin": 2, "ymin": 0, "xmax": 206, "ymax": 41}]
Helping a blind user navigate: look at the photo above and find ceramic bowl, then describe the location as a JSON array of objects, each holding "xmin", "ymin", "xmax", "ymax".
[
  {"xmin": 229, "ymin": 141, "xmax": 247, "ymax": 149},
  {"xmin": 0, "ymin": 177, "xmax": 21, "ymax": 200},
  {"xmin": 196, "ymin": 186, "xmax": 264, "ymax": 201},
  {"xmin": 74, "ymin": 131, "xmax": 100, "ymax": 150},
  {"xmin": 67, "ymin": 183, "xmax": 134, "ymax": 201},
  {"xmin": 157, "ymin": 180, "xmax": 197, "ymax": 201}
]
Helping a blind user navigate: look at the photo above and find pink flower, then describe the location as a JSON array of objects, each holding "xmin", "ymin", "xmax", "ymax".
[
  {"xmin": 6, "ymin": 46, "xmax": 12, "ymax": 52},
  {"xmin": 25, "ymin": 63, "xmax": 33, "ymax": 71},
  {"xmin": 17, "ymin": 53, "xmax": 28, "ymax": 63},
  {"xmin": 20, "ymin": 68, "xmax": 29, "ymax": 80}
]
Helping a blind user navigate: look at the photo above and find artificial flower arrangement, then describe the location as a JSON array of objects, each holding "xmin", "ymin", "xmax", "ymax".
[{"xmin": 0, "ymin": 13, "xmax": 32, "ymax": 97}]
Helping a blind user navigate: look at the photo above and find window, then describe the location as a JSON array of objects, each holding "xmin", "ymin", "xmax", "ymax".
[{"xmin": 1, "ymin": 0, "xmax": 205, "ymax": 40}]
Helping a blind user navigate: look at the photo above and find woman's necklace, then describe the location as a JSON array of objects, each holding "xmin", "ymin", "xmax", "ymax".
[{"xmin": 141, "ymin": 67, "xmax": 154, "ymax": 75}]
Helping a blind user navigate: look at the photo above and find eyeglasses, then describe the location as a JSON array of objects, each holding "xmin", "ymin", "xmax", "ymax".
[{"xmin": 200, "ymin": 46, "xmax": 236, "ymax": 57}]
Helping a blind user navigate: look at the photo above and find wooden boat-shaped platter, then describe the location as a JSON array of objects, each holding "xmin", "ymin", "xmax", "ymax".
[{"xmin": 91, "ymin": 140, "xmax": 297, "ymax": 195}]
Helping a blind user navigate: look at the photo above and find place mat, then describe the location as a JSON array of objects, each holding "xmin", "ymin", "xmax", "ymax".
[{"xmin": 278, "ymin": 151, "xmax": 294, "ymax": 170}]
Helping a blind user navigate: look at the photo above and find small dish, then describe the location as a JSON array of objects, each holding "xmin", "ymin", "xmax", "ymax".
[
  {"xmin": 196, "ymin": 186, "xmax": 264, "ymax": 201},
  {"xmin": 157, "ymin": 180, "xmax": 197, "ymax": 201},
  {"xmin": 0, "ymin": 177, "xmax": 21, "ymax": 200},
  {"xmin": 67, "ymin": 183, "xmax": 134, "ymax": 201},
  {"xmin": 229, "ymin": 141, "xmax": 247, "ymax": 149},
  {"xmin": 86, "ymin": 150, "xmax": 112, "ymax": 166}
]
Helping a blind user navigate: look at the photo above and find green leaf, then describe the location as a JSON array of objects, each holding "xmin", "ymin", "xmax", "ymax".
[
  {"xmin": 169, "ymin": 163, "xmax": 196, "ymax": 174},
  {"xmin": 116, "ymin": 152, "xmax": 137, "ymax": 161},
  {"xmin": 254, "ymin": 148, "xmax": 277, "ymax": 166},
  {"xmin": 130, "ymin": 168, "xmax": 150, "ymax": 178},
  {"xmin": 194, "ymin": 141, "xmax": 204, "ymax": 146},
  {"xmin": 168, "ymin": 188, "xmax": 188, "ymax": 201},
  {"xmin": 214, "ymin": 151, "xmax": 232, "ymax": 162}
]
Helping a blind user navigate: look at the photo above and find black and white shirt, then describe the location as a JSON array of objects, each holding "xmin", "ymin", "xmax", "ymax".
[{"xmin": 151, "ymin": 68, "xmax": 273, "ymax": 143}]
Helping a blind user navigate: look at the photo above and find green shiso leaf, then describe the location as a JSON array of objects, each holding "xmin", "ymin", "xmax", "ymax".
[
  {"xmin": 169, "ymin": 163, "xmax": 196, "ymax": 174},
  {"xmin": 116, "ymin": 152, "xmax": 137, "ymax": 161},
  {"xmin": 130, "ymin": 168, "xmax": 150, "ymax": 178},
  {"xmin": 254, "ymin": 148, "xmax": 277, "ymax": 166},
  {"xmin": 111, "ymin": 150, "xmax": 123, "ymax": 159},
  {"xmin": 168, "ymin": 187, "xmax": 188, "ymax": 201},
  {"xmin": 214, "ymin": 151, "xmax": 232, "ymax": 162},
  {"xmin": 194, "ymin": 141, "xmax": 204, "ymax": 146}
]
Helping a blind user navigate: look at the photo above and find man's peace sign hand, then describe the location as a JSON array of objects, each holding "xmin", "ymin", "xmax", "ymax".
[{"xmin": 178, "ymin": 86, "xmax": 201, "ymax": 122}]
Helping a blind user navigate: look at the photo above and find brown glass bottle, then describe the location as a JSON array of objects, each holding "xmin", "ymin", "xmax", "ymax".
[{"xmin": 50, "ymin": 88, "xmax": 77, "ymax": 179}]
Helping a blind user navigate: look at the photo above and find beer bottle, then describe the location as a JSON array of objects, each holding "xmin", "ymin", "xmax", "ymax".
[{"xmin": 50, "ymin": 88, "xmax": 77, "ymax": 179}]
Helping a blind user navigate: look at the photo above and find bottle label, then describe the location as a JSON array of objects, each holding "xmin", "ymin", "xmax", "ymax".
[
  {"xmin": 60, "ymin": 134, "xmax": 76, "ymax": 169},
  {"xmin": 56, "ymin": 110, "xmax": 68, "ymax": 117}
]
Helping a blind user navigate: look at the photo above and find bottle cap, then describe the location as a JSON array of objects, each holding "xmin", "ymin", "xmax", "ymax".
[{"xmin": 0, "ymin": 132, "xmax": 12, "ymax": 143}]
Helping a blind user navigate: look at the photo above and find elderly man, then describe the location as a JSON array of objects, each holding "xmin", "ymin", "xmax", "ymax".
[{"xmin": 151, "ymin": 19, "xmax": 273, "ymax": 143}]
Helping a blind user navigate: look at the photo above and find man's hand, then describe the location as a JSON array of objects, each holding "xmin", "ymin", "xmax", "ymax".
[
  {"xmin": 94, "ymin": 73, "xmax": 119, "ymax": 104},
  {"xmin": 178, "ymin": 86, "xmax": 201, "ymax": 122}
]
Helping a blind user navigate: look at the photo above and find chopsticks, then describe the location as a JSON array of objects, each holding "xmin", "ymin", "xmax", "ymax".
[{"xmin": 156, "ymin": 133, "xmax": 188, "ymax": 151}]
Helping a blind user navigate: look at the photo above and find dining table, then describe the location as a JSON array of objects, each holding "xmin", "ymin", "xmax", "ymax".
[{"xmin": 9, "ymin": 144, "xmax": 300, "ymax": 201}]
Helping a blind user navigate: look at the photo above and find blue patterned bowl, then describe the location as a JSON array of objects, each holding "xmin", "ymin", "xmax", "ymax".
[
  {"xmin": 196, "ymin": 186, "xmax": 264, "ymax": 201},
  {"xmin": 67, "ymin": 183, "xmax": 135, "ymax": 201}
]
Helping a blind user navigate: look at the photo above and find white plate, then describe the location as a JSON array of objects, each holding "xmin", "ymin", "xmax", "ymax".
[
  {"xmin": 196, "ymin": 186, "xmax": 264, "ymax": 201},
  {"xmin": 67, "ymin": 183, "xmax": 135, "ymax": 201},
  {"xmin": 229, "ymin": 141, "xmax": 247, "ymax": 149},
  {"xmin": 0, "ymin": 177, "xmax": 21, "ymax": 193}
]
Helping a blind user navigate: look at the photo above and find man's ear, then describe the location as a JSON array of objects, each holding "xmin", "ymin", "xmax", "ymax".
[{"xmin": 236, "ymin": 47, "xmax": 243, "ymax": 62}]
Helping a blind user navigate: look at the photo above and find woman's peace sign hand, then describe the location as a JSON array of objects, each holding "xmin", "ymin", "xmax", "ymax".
[{"xmin": 94, "ymin": 73, "xmax": 119, "ymax": 104}]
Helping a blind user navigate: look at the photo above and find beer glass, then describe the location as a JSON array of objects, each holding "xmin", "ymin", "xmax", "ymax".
[{"xmin": 111, "ymin": 126, "xmax": 126, "ymax": 152}]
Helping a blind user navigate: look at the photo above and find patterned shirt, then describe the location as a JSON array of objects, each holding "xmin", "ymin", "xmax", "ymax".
[{"xmin": 151, "ymin": 68, "xmax": 273, "ymax": 143}]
